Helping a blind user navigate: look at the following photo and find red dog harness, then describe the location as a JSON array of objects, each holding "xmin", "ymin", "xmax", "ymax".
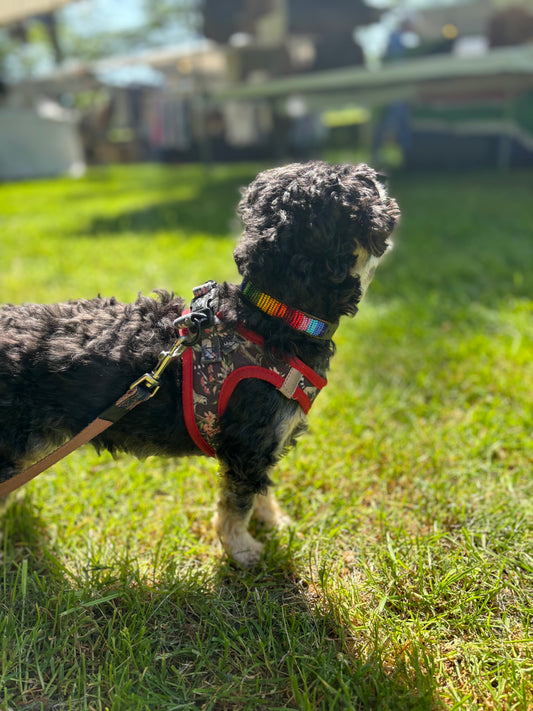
[{"xmin": 180, "ymin": 283, "xmax": 327, "ymax": 457}]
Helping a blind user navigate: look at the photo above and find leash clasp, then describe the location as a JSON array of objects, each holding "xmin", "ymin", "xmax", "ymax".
[
  {"xmin": 129, "ymin": 337, "xmax": 188, "ymax": 395},
  {"xmin": 129, "ymin": 307, "xmax": 215, "ymax": 395}
]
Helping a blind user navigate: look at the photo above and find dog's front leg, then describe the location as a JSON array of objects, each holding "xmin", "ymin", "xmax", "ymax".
[{"xmin": 213, "ymin": 466, "xmax": 265, "ymax": 567}]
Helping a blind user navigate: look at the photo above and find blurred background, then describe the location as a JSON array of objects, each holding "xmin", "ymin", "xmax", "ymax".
[{"xmin": 1, "ymin": 0, "xmax": 533, "ymax": 180}]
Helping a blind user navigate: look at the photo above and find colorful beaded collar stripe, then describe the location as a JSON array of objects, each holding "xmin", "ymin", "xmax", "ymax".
[{"xmin": 241, "ymin": 279, "xmax": 338, "ymax": 340}]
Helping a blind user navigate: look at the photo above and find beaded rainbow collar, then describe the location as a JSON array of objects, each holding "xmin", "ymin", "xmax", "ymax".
[{"xmin": 240, "ymin": 279, "xmax": 338, "ymax": 340}]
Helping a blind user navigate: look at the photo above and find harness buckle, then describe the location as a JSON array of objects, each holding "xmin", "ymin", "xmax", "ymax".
[
  {"xmin": 174, "ymin": 307, "xmax": 214, "ymax": 335},
  {"xmin": 278, "ymin": 367, "xmax": 303, "ymax": 399}
]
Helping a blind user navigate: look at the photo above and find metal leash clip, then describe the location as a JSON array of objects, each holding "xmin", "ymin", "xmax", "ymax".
[{"xmin": 129, "ymin": 307, "xmax": 215, "ymax": 396}]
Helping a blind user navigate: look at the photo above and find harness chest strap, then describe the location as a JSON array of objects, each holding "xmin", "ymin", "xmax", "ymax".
[{"xmin": 179, "ymin": 316, "xmax": 327, "ymax": 458}]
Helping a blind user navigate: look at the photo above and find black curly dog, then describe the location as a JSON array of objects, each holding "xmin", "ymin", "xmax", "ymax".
[{"xmin": 0, "ymin": 162, "xmax": 400, "ymax": 565}]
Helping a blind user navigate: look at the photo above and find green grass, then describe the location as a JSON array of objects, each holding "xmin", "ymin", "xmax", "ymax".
[{"xmin": 1, "ymin": 162, "xmax": 532, "ymax": 710}]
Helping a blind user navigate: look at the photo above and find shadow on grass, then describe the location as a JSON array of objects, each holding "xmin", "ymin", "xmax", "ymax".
[
  {"xmin": 88, "ymin": 196, "xmax": 232, "ymax": 239},
  {"xmin": 2, "ymin": 500, "xmax": 442, "ymax": 711},
  {"xmin": 85, "ymin": 170, "xmax": 256, "ymax": 239}
]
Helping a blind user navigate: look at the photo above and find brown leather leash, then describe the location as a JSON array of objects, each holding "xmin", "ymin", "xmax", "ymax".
[{"xmin": 0, "ymin": 307, "xmax": 213, "ymax": 500}]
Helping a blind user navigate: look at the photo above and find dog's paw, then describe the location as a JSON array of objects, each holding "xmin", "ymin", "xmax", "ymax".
[
  {"xmin": 213, "ymin": 509, "xmax": 264, "ymax": 567},
  {"xmin": 229, "ymin": 534, "xmax": 265, "ymax": 567}
]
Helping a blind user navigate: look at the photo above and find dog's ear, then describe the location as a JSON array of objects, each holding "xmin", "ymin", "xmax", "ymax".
[
  {"xmin": 360, "ymin": 197, "xmax": 400, "ymax": 256},
  {"xmin": 353, "ymin": 170, "xmax": 400, "ymax": 256}
]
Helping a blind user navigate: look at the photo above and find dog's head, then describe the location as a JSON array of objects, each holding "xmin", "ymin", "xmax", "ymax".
[{"xmin": 234, "ymin": 161, "xmax": 400, "ymax": 322}]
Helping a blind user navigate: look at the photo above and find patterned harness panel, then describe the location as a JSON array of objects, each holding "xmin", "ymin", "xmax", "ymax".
[{"xmin": 180, "ymin": 283, "xmax": 327, "ymax": 457}]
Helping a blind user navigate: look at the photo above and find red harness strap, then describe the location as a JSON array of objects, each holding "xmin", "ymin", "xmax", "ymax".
[{"xmin": 180, "ymin": 317, "xmax": 326, "ymax": 458}]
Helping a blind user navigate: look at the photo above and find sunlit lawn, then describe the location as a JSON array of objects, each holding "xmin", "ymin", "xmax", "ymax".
[{"xmin": 1, "ymin": 162, "xmax": 532, "ymax": 710}]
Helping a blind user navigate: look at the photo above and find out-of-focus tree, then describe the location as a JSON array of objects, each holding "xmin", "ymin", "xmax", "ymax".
[
  {"xmin": 1, "ymin": 18, "xmax": 57, "ymax": 80},
  {"xmin": 144, "ymin": 0, "xmax": 202, "ymax": 36},
  {"xmin": 60, "ymin": 0, "xmax": 202, "ymax": 61},
  {"xmin": 0, "ymin": 0, "xmax": 202, "ymax": 81}
]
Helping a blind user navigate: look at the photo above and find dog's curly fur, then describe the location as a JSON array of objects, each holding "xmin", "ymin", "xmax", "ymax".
[{"xmin": 0, "ymin": 161, "xmax": 400, "ymax": 565}]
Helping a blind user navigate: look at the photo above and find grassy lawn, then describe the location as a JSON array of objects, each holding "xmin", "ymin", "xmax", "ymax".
[{"xmin": 0, "ymin": 162, "xmax": 532, "ymax": 710}]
